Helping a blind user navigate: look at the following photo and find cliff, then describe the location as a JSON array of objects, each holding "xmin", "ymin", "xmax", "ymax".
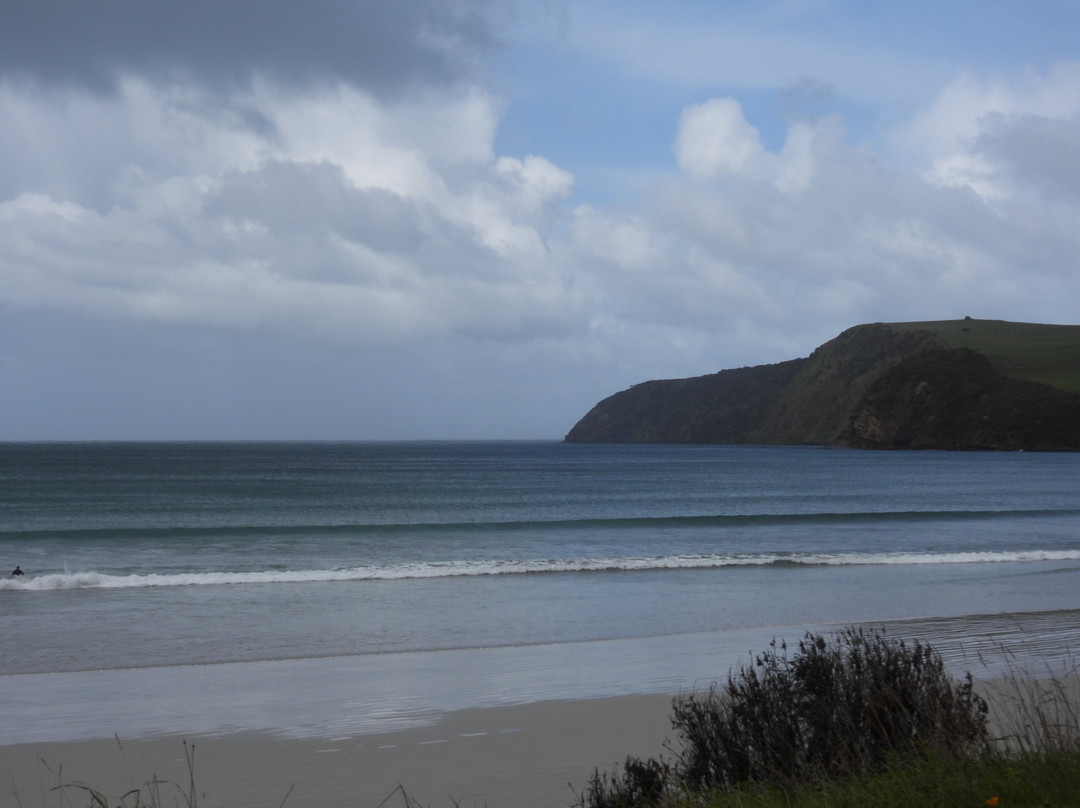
[{"xmin": 564, "ymin": 319, "xmax": 1080, "ymax": 450}]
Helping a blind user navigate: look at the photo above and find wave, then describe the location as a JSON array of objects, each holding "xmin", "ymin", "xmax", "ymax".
[
  {"xmin": 4, "ymin": 549, "xmax": 1080, "ymax": 591},
  {"xmin": 3, "ymin": 507, "xmax": 1077, "ymax": 543}
]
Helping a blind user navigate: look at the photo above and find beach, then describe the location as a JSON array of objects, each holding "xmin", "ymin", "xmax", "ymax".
[
  {"xmin": 6, "ymin": 655, "xmax": 1079, "ymax": 808},
  {"xmin": 2, "ymin": 443, "xmax": 1078, "ymax": 806},
  {"xmin": 0, "ymin": 625, "xmax": 767, "ymax": 808},
  {"xmin": 4, "ymin": 694, "xmax": 675, "ymax": 808},
  {"xmin": 4, "ymin": 612, "xmax": 1079, "ymax": 808}
]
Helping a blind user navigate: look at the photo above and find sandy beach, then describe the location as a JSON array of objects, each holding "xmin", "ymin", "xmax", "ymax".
[
  {"xmin": 5, "ymin": 642, "xmax": 1078, "ymax": 808},
  {"xmin": 3, "ymin": 694, "xmax": 676, "ymax": 808},
  {"xmin": 10, "ymin": 678, "xmax": 1078, "ymax": 808},
  {"xmin": 4, "ymin": 444, "xmax": 1078, "ymax": 805}
]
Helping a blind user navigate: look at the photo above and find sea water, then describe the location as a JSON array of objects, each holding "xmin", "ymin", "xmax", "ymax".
[{"xmin": 1, "ymin": 442, "xmax": 1079, "ymax": 742}]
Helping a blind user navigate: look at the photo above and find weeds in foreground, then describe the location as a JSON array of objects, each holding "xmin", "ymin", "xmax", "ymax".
[
  {"xmin": 980, "ymin": 645, "xmax": 1080, "ymax": 756},
  {"xmin": 375, "ymin": 784, "xmax": 461, "ymax": 808},
  {"xmin": 20, "ymin": 742, "xmax": 431, "ymax": 808},
  {"xmin": 27, "ymin": 740, "xmax": 201, "ymax": 808},
  {"xmin": 20, "ymin": 739, "xmax": 290, "ymax": 808},
  {"xmin": 577, "ymin": 626, "xmax": 1079, "ymax": 808}
]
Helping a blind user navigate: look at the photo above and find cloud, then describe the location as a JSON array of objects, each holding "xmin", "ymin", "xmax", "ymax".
[
  {"xmin": 779, "ymin": 76, "xmax": 838, "ymax": 123},
  {"xmin": 5, "ymin": 67, "xmax": 1078, "ymax": 370},
  {"xmin": 899, "ymin": 63, "xmax": 1080, "ymax": 199},
  {"xmin": 0, "ymin": 70, "xmax": 588, "ymax": 355},
  {"xmin": 2, "ymin": 0, "xmax": 1079, "ymax": 441},
  {"xmin": 977, "ymin": 113, "xmax": 1080, "ymax": 202},
  {"xmin": 571, "ymin": 76, "xmax": 1080, "ymax": 368},
  {"xmin": 673, "ymin": 97, "xmax": 818, "ymax": 193},
  {"xmin": 0, "ymin": 1, "xmax": 501, "ymax": 94},
  {"xmin": 674, "ymin": 98, "xmax": 767, "ymax": 178}
]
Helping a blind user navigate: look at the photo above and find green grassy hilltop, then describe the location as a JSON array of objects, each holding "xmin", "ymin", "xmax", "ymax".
[{"xmin": 891, "ymin": 319, "xmax": 1080, "ymax": 393}]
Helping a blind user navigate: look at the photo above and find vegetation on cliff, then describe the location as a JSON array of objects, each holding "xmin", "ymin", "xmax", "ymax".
[{"xmin": 564, "ymin": 319, "xmax": 1080, "ymax": 450}]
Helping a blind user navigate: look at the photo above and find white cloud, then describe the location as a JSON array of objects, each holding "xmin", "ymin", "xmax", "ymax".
[
  {"xmin": 496, "ymin": 155, "xmax": 574, "ymax": 210},
  {"xmin": 3, "ymin": 45, "xmax": 1080, "ymax": 438},
  {"xmin": 902, "ymin": 63, "xmax": 1080, "ymax": 157},
  {"xmin": 567, "ymin": 84, "xmax": 1080, "ymax": 367},
  {"xmin": 673, "ymin": 97, "xmax": 822, "ymax": 194},
  {"xmin": 0, "ymin": 75, "xmax": 585, "ymax": 349},
  {"xmin": 263, "ymin": 82, "xmax": 503, "ymax": 199},
  {"xmin": 897, "ymin": 62, "xmax": 1080, "ymax": 201},
  {"xmin": 5, "ymin": 70, "xmax": 1078, "ymax": 357},
  {"xmin": 675, "ymin": 98, "xmax": 768, "ymax": 178},
  {"xmin": 0, "ymin": 77, "xmax": 269, "ymax": 211}
]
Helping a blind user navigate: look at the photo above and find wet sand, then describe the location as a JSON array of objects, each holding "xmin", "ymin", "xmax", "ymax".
[
  {"xmin": 5, "ymin": 614, "xmax": 1077, "ymax": 808},
  {"xmin": 7, "ymin": 676, "xmax": 1080, "ymax": 808},
  {"xmin": 2, "ymin": 694, "xmax": 676, "ymax": 808}
]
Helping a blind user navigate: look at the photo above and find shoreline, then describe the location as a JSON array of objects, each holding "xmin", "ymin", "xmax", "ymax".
[
  {"xmin": 4, "ymin": 613, "xmax": 1075, "ymax": 808},
  {"xmin": 4, "ymin": 609, "xmax": 1079, "ymax": 748},
  {"xmin": 4, "ymin": 611, "xmax": 1078, "ymax": 807}
]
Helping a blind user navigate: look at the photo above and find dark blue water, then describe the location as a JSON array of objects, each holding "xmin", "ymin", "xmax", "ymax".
[{"xmin": 1, "ymin": 442, "xmax": 1079, "ymax": 677}]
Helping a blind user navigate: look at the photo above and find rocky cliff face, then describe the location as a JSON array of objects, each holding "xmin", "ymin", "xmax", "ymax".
[
  {"xmin": 565, "ymin": 322, "xmax": 1080, "ymax": 450},
  {"xmin": 749, "ymin": 324, "xmax": 944, "ymax": 445},
  {"xmin": 843, "ymin": 348, "xmax": 1080, "ymax": 450}
]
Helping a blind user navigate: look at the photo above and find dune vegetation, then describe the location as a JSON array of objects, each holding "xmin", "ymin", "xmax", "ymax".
[{"xmin": 575, "ymin": 627, "xmax": 1080, "ymax": 808}]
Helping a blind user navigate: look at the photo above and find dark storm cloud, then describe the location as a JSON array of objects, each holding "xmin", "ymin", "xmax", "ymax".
[{"xmin": 0, "ymin": 1, "xmax": 501, "ymax": 93}]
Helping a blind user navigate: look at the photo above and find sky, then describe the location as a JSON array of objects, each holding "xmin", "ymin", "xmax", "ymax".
[{"xmin": 2, "ymin": 1, "xmax": 1079, "ymax": 440}]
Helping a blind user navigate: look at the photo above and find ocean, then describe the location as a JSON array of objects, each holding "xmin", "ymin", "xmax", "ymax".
[{"xmin": 2, "ymin": 441, "xmax": 1079, "ymax": 744}]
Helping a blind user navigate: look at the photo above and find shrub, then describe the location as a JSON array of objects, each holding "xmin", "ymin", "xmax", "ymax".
[
  {"xmin": 674, "ymin": 627, "xmax": 989, "ymax": 791},
  {"xmin": 580, "ymin": 756, "xmax": 674, "ymax": 808},
  {"xmin": 577, "ymin": 627, "xmax": 990, "ymax": 808}
]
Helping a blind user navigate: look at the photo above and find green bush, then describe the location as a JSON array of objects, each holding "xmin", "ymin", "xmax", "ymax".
[
  {"xmin": 578, "ymin": 627, "xmax": 990, "ymax": 808},
  {"xmin": 582, "ymin": 755, "xmax": 675, "ymax": 808}
]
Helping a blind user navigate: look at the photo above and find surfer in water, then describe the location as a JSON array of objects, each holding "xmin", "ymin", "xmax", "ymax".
[{"xmin": 12, "ymin": 566, "xmax": 24, "ymax": 577}]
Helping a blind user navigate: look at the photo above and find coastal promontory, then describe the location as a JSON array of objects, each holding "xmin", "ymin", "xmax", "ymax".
[{"xmin": 564, "ymin": 319, "xmax": 1080, "ymax": 450}]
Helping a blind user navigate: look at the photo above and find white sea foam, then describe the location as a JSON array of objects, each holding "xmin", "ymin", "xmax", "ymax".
[{"xmin": 4, "ymin": 549, "xmax": 1080, "ymax": 591}]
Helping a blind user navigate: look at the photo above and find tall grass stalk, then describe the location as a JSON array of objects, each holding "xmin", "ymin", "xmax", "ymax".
[
  {"xmin": 978, "ymin": 646, "xmax": 1080, "ymax": 756},
  {"xmin": 22, "ymin": 741, "xmax": 202, "ymax": 808}
]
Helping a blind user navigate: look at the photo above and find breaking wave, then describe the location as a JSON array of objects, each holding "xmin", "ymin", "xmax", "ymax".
[{"xmin": 5, "ymin": 548, "xmax": 1080, "ymax": 591}]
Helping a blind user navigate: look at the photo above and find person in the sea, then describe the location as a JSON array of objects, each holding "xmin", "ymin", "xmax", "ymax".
[{"xmin": 12, "ymin": 566, "xmax": 23, "ymax": 576}]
